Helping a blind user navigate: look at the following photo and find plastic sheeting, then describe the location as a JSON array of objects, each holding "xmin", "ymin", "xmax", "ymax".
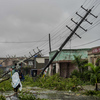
[{"xmin": 11, "ymin": 72, "xmax": 22, "ymax": 91}]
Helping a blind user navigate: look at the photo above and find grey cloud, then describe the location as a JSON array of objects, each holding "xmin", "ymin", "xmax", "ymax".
[{"xmin": 0, "ymin": 0, "xmax": 99, "ymax": 57}]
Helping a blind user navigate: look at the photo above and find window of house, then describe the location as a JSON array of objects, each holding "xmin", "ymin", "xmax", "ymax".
[{"xmin": 28, "ymin": 61, "xmax": 33, "ymax": 66}]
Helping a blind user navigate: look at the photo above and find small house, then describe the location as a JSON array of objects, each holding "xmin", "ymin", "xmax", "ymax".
[{"xmin": 49, "ymin": 48, "xmax": 90, "ymax": 78}]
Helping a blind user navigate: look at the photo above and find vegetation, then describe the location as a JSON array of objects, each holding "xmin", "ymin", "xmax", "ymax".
[
  {"xmin": 22, "ymin": 75, "xmax": 33, "ymax": 87},
  {"xmin": 23, "ymin": 74, "xmax": 83, "ymax": 91},
  {"xmin": 70, "ymin": 70, "xmax": 91, "ymax": 84},
  {"xmin": 0, "ymin": 92, "xmax": 47, "ymax": 100},
  {"xmin": 71, "ymin": 56, "xmax": 100, "ymax": 84},
  {"xmin": 0, "ymin": 69, "xmax": 3, "ymax": 77},
  {"xmin": 0, "ymin": 72, "xmax": 100, "ymax": 98},
  {"xmin": 0, "ymin": 79, "xmax": 12, "ymax": 91},
  {"xmin": 0, "ymin": 55, "xmax": 100, "ymax": 98},
  {"xmin": 0, "ymin": 74, "xmax": 84, "ymax": 92},
  {"xmin": 82, "ymin": 90, "xmax": 100, "ymax": 97},
  {"xmin": 96, "ymin": 57, "xmax": 100, "ymax": 66},
  {"xmin": 85, "ymin": 63, "xmax": 100, "ymax": 91},
  {"xmin": 71, "ymin": 55, "xmax": 91, "ymax": 83},
  {"xmin": 73, "ymin": 55, "xmax": 88, "ymax": 74},
  {"xmin": 0, "ymin": 95, "xmax": 6, "ymax": 100},
  {"xmin": 18, "ymin": 91, "xmax": 47, "ymax": 100}
]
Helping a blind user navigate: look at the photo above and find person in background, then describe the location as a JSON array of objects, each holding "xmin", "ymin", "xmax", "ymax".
[
  {"xmin": 11, "ymin": 72, "xmax": 22, "ymax": 92},
  {"xmin": 19, "ymin": 70, "xmax": 25, "ymax": 81},
  {"xmin": 9, "ymin": 63, "xmax": 22, "ymax": 92},
  {"xmin": 10, "ymin": 63, "xmax": 16, "ymax": 76}
]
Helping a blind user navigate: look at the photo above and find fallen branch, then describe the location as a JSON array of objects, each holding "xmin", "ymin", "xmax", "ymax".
[
  {"xmin": 0, "ymin": 77, "xmax": 10, "ymax": 83},
  {"xmin": 5, "ymin": 92, "xmax": 18, "ymax": 98}
]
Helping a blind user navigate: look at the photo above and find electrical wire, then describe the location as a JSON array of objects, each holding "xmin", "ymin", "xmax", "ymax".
[{"xmin": 72, "ymin": 38, "xmax": 100, "ymax": 48}]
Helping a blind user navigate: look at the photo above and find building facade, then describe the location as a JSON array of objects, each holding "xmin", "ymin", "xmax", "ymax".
[
  {"xmin": 49, "ymin": 49, "xmax": 90, "ymax": 78},
  {"xmin": 30, "ymin": 56, "xmax": 49, "ymax": 77},
  {"xmin": 88, "ymin": 46, "xmax": 100, "ymax": 66},
  {"xmin": 0, "ymin": 56, "xmax": 49, "ymax": 76}
]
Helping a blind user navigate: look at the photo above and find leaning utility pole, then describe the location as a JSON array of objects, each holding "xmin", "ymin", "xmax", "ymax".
[{"xmin": 39, "ymin": 6, "xmax": 97, "ymax": 76}]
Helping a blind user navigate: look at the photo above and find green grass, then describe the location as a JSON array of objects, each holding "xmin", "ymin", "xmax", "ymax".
[{"xmin": 0, "ymin": 79, "xmax": 13, "ymax": 91}]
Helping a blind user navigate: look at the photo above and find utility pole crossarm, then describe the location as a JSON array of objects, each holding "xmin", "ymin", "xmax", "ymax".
[
  {"xmin": 81, "ymin": 6, "xmax": 98, "ymax": 18},
  {"xmin": 76, "ymin": 12, "xmax": 93, "ymax": 25},
  {"xmin": 66, "ymin": 25, "xmax": 81, "ymax": 39},
  {"xmin": 71, "ymin": 18, "xmax": 87, "ymax": 31}
]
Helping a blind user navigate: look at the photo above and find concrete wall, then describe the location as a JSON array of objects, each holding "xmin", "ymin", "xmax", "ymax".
[
  {"xmin": 36, "ymin": 57, "xmax": 49, "ymax": 69},
  {"xmin": 60, "ymin": 63, "xmax": 67, "ymax": 78},
  {"xmin": 69, "ymin": 63, "xmax": 78, "ymax": 76},
  {"xmin": 60, "ymin": 62, "xmax": 78, "ymax": 78},
  {"xmin": 36, "ymin": 58, "xmax": 45, "ymax": 63}
]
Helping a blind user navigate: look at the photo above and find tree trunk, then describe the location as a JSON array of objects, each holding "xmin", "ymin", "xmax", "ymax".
[{"xmin": 95, "ymin": 83, "xmax": 98, "ymax": 91}]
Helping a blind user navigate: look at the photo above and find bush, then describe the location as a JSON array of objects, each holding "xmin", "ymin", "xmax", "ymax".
[
  {"xmin": 90, "ymin": 74, "xmax": 96, "ymax": 85},
  {"xmin": 22, "ymin": 75, "xmax": 33, "ymax": 87},
  {"xmin": 66, "ymin": 76, "xmax": 83, "ymax": 91},
  {"xmin": 70, "ymin": 70, "xmax": 80, "ymax": 78},
  {"xmin": 34, "ymin": 74, "xmax": 64, "ymax": 90},
  {"xmin": 0, "ymin": 95, "xmax": 6, "ymax": 100},
  {"xmin": 71, "ymin": 69, "xmax": 92, "ymax": 84},
  {"xmin": 81, "ymin": 71, "xmax": 91, "ymax": 81}
]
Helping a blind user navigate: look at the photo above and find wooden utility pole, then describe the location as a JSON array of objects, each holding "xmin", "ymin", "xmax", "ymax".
[
  {"xmin": 39, "ymin": 6, "xmax": 96, "ymax": 76},
  {"xmin": 49, "ymin": 34, "xmax": 51, "ymax": 52}
]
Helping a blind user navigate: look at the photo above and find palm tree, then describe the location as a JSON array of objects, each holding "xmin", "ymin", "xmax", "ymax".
[
  {"xmin": 73, "ymin": 55, "xmax": 82, "ymax": 73},
  {"xmin": 73, "ymin": 55, "xmax": 88, "ymax": 74},
  {"xmin": 85, "ymin": 63, "xmax": 100, "ymax": 91}
]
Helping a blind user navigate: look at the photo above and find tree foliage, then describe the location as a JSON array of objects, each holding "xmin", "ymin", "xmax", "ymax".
[
  {"xmin": 73, "ymin": 55, "xmax": 88, "ymax": 73},
  {"xmin": 85, "ymin": 63, "xmax": 100, "ymax": 91}
]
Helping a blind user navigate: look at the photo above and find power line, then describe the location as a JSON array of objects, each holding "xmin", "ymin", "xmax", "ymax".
[
  {"xmin": 72, "ymin": 38, "xmax": 100, "ymax": 48},
  {"xmin": 0, "ymin": 40, "xmax": 48, "ymax": 43}
]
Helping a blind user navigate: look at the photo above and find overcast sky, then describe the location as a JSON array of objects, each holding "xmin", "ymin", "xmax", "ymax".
[{"xmin": 0, "ymin": 0, "xmax": 100, "ymax": 57}]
